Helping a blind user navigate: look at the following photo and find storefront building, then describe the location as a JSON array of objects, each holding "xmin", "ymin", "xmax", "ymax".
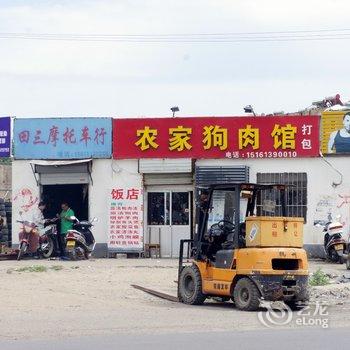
[
  {"xmin": 113, "ymin": 115, "xmax": 350, "ymax": 258},
  {"xmin": 11, "ymin": 117, "xmax": 123, "ymax": 257},
  {"xmin": 11, "ymin": 113, "xmax": 350, "ymax": 258}
]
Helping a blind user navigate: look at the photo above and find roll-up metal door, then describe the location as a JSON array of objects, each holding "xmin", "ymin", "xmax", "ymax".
[
  {"xmin": 34, "ymin": 162, "xmax": 90, "ymax": 185},
  {"xmin": 144, "ymin": 173, "xmax": 193, "ymax": 186},
  {"xmin": 195, "ymin": 165, "xmax": 249, "ymax": 185},
  {"xmin": 39, "ymin": 172, "xmax": 89, "ymax": 185},
  {"xmin": 139, "ymin": 158, "xmax": 192, "ymax": 174}
]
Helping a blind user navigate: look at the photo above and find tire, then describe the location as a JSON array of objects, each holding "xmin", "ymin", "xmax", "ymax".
[
  {"xmin": 0, "ymin": 211, "xmax": 6, "ymax": 216},
  {"xmin": 17, "ymin": 242, "xmax": 28, "ymax": 261},
  {"xmin": 233, "ymin": 278, "xmax": 260, "ymax": 311},
  {"xmin": 40, "ymin": 237, "xmax": 54, "ymax": 259},
  {"xmin": 67, "ymin": 250, "xmax": 77, "ymax": 260},
  {"xmin": 0, "ymin": 204, "xmax": 5, "ymax": 211},
  {"xmin": 178, "ymin": 265, "xmax": 206, "ymax": 305},
  {"xmin": 329, "ymin": 248, "xmax": 339, "ymax": 263}
]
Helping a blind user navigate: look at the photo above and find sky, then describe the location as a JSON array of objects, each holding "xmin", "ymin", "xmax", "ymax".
[{"xmin": 0, "ymin": 0, "xmax": 350, "ymax": 118}]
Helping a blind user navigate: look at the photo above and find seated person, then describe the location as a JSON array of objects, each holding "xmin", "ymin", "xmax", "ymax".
[{"xmin": 205, "ymin": 220, "xmax": 235, "ymax": 260}]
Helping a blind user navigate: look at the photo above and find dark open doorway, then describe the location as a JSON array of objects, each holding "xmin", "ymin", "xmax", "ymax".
[{"xmin": 41, "ymin": 184, "xmax": 89, "ymax": 220}]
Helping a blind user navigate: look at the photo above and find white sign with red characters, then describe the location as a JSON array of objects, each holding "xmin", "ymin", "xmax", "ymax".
[{"xmin": 108, "ymin": 187, "xmax": 144, "ymax": 251}]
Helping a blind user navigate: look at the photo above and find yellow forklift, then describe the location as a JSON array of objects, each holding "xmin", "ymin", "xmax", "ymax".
[{"xmin": 177, "ymin": 183, "xmax": 309, "ymax": 310}]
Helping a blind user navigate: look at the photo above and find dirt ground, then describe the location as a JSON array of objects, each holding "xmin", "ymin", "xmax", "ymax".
[{"xmin": 0, "ymin": 258, "xmax": 350, "ymax": 340}]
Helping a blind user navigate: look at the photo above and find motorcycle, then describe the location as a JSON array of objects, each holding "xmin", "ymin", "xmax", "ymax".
[
  {"xmin": 65, "ymin": 216, "xmax": 96, "ymax": 260},
  {"xmin": 39, "ymin": 218, "xmax": 60, "ymax": 259},
  {"xmin": 17, "ymin": 220, "xmax": 38, "ymax": 260},
  {"xmin": 323, "ymin": 221, "xmax": 347, "ymax": 264}
]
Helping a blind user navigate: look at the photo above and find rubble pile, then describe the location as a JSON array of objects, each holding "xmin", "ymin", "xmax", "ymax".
[{"xmin": 309, "ymin": 285, "xmax": 350, "ymax": 304}]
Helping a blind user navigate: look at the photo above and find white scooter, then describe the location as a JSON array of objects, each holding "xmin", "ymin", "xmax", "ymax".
[{"xmin": 65, "ymin": 216, "xmax": 97, "ymax": 260}]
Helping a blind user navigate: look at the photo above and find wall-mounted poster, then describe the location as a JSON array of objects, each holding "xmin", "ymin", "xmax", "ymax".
[
  {"xmin": 108, "ymin": 187, "xmax": 143, "ymax": 252},
  {"xmin": 321, "ymin": 110, "xmax": 350, "ymax": 154}
]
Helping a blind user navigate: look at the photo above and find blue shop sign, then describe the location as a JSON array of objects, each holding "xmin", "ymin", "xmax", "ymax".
[{"xmin": 14, "ymin": 118, "xmax": 112, "ymax": 159}]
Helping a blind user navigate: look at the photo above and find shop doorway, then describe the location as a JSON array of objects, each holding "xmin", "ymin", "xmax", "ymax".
[
  {"xmin": 146, "ymin": 188, "xmax": 193, "ymax": 257},
  {"xmin": 41, "ymin": 184, "xmax": 89, "ymax": 221}
]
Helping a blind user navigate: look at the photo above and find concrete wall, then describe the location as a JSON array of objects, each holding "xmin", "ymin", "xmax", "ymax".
[
  {"xmin": 12, "ymin": 160, "xmax": 40, "ymax": 244},
  {"xmin": 89, "ymin": 159, "xmax": 141, "ymax": 257},
  {"xmin": 196, "ymin": 157, "xmax": 350, "ymax": 256}
]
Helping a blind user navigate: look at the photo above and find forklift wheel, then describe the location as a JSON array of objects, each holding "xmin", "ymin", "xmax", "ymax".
[
  {"xmin": 178, "ymin": 265, "xmax": 206, "ymax": 305},
  {"xmin": 233, "ymin": 278, "xmax": 260, "ymax": 311}
]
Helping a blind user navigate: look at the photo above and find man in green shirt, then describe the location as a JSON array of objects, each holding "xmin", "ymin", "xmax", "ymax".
[
  {"xmin": 58, "ymin": 202, "xmax": 75, "ymax": 258},
  {"xmin": 60, "ymin": 202, "xmax": 75, "ymax": 235}
]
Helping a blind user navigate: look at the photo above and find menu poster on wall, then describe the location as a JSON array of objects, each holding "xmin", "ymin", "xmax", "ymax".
[{"xmin": 108, "ymin": 187, "xmax": 144, "ymax": 252}]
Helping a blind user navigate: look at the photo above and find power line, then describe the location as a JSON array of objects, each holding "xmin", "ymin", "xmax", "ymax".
[
  {"xmin": 1, "ymin": 29, "xmax": 350, "ymax": 43},
  {"xmin": 0, "ymin": 36, "xmax": 350, "ymax": 42},
  {"xmin": 2, "ymin": 28, "xmax": 350, "ymax": 37},
  {"xmin": 1, "ymin": 37, "xmax": 350, "ymax": 42},
  {"xmin": 2, "ymin": 33, "xmax": 350, "ymax": 39}
]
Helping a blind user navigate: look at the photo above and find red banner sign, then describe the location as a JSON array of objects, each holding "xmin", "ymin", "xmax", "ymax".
[{"xmin": 113, "ymin": 116, "xmax": 320, "ymax": 159}]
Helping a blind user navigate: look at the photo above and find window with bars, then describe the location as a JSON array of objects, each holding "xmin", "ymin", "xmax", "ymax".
[{"xmin": 256, "ymin": 172, "xmax": 307, "ymax": 222}]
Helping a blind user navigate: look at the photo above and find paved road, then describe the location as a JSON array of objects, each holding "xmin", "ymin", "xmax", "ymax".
[{"xmin": 2, "ymin": 327, "xmax": 350, "ymax": 350}]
